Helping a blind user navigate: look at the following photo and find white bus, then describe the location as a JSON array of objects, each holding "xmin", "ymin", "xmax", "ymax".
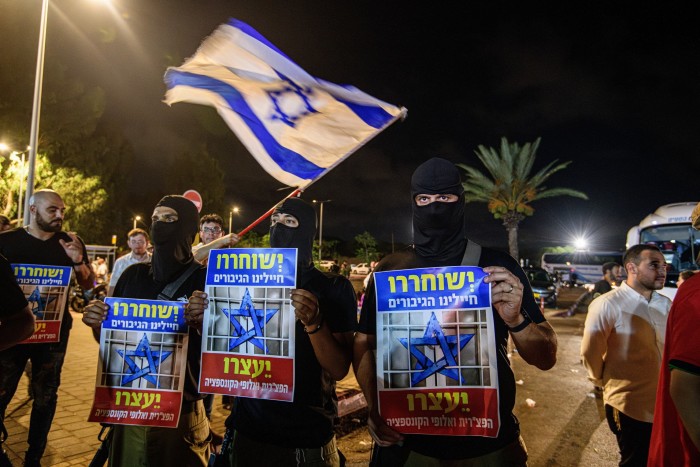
[
  {"xmin": 541, "ymin": 250, "xmax": 624, "ymax": 285},
  {"xmin": 626, "ymin": 202, "xmax": 700, "ymax": 300}
]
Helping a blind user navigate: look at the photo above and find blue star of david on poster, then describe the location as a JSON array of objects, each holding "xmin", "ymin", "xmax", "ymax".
[
  {"xmin": 223, "ymin": 288, "xmax": 279, "ymax": 352},
  {"xmin": 27, "ymin": 287, "xmax": 56, "ymax": 318},
  {"xmin": 267, "ymin": 74, "xmax": 317, "ymax": 127},
  {"xmin": 117, "ymin": 334, "xmax": 172, "ymax": 387},
  {"xmin": 399, "ymin": 312, "xmax": 474, "ymax": 386}
]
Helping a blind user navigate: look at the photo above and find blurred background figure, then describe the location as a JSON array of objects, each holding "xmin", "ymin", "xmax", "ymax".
[{"xmin": 676, "ymin": 269, "xmax": 696, "ymax": 288}]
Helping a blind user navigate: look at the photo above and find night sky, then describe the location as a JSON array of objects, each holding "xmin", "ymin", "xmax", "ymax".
[{"xmin": 3, "ymin": 1, "xmax": 699, "ymax": 261}]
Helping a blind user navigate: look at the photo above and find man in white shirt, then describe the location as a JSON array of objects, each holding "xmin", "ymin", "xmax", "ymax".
[
  {"xmin": 581, "ymin": 244, "xmax": 671, "ymax": 466},
  {"xmin": 108, "ymin": 228, "xmax": 151, "ymax": 296}
]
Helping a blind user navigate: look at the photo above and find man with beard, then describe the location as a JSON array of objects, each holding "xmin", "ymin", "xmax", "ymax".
[
  {"xmin": 0, "ymin": 189, "xmax": 95, "ymax": 466},
  {"xmin": 187, "ymin": 197, "xmax": 357, "ymax": 466},
  {"xmin": 107, "ymin": 228, "xmax": 151, "ymax": 297},
  {"xmin": 581, "ymin": 244, "xmax": 671, "ymax": 466},
  {"xmin": 82, "ymin": 195, "xmax": 211, "ymax": 466},
  {"xmin": 353, "ymin": 157, "xmax": 558, "ymax": 466}
]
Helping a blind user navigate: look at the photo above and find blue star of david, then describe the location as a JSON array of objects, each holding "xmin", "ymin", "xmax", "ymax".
[
  {"xmin": 223, "ymin": 288, "xmax": 278, "ymax": 352},
  {"xmin": 267, "ymin": 74, "xmax": 317, "ymax": 127},
  {"xmin": 117, "ymin": 334, "xmax": 172, "ymax": 387},
  {"xmin": 27, "ymin": 287, "xmax": 56, "ymax": 318},
  {"xmin": 398, "ymin": 312, "xmax": 474, "ymax": 386}
]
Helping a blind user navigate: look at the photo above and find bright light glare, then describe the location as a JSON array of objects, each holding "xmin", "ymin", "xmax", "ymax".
[{"xmin": 573, "ymin": 237, "xmax": 588, "ymax": 250}]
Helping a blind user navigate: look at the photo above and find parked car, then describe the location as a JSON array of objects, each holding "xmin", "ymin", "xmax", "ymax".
[
  {"xmin": 523, "ymin": 266, "xmax": 557, "ymax": 306},
  {"xmin": 351, "ymin": 263, "xmax": 371, "ymax": 275}
]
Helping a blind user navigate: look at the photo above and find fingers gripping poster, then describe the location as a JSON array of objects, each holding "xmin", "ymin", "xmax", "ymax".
[
  {"xmin": 199, "ymin": 248, "xmax": 297, "ymax": 402},
  {"xmin": 88, "ymin": 298, "xmax": 189, "ymax": 428},
  {"xmin": 374, "ymin": 266, "xmax": 500, "ymax": 437},
  {"xmin": 12, "ymin": 263, "xmax": 72, "ymax": 344}
]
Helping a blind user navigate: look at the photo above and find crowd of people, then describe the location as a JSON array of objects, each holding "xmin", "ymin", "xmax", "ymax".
[{"xmin": 0, "ymin": 162, "xmax": 698, "ymax": 466}]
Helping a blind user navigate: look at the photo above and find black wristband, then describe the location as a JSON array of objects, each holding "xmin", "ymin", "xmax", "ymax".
[
  {"xmin": 304, "ymin": 315, "xmax": 324, "ymax": 334},
  {"xmin": 73, "ymin": 261, "xmax": 84, "ymax": 266},
  {"xmin": 507, "ymin": 316, "xmax": 532, "ymax": 333}
]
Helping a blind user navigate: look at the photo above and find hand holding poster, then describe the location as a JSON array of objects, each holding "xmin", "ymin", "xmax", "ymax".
[
  {"xmin": 88, "ymin": 297, "xmax": 190, "ymax": 428},
  {"xmin": 199, "ymin": 248, "xmax": 297, "ymax": 402},
  {"xmin": 12, "ymin": 263, "xmax": 72, "ymax": 343},
  {"xmin": 374, "ymin": 266, "xmax": 501, "ymax": 437}
]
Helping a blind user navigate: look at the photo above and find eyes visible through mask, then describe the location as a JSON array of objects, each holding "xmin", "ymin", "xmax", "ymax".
[
  {"xmin": 152, "ymin": 206, "xmax": 179, "ymax": 223},
  {"xmin": 270, "ymin": 213, "xmax": 299, "ymax": 228},
  {"xmin": 414, "ymin": 193, "xmax": 459, "ymax": 206}
]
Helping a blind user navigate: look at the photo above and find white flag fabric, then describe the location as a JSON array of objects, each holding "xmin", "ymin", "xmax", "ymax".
[{"xmin": 164, "ymin": 18, "xmax": 406, "ymax": 188}]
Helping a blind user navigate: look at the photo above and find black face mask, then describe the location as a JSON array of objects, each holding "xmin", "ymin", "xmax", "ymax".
[
  {"xmin": 151, "ymin": 195, "xmax": 199, "ymax": 284},
  {"xmin": 410, "ymin": 157, "xmax": 467, "ymax": 263},
  {"xmin": 269, "ymin": 197, "xmax": 317, "ymax": 282}
]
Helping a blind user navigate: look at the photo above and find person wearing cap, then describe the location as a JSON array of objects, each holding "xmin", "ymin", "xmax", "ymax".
[
  {"xmin": 82, "ymin": 195, "xmax": 211, "ymax": 466},
  {"xmin": 353, "ymin": 157, "xmax": 557, "ymax": 465},
  {"xmin": 187, "ymin": 197, "xmax": 357, "ymax": 466},
  {"xmin": 581, "ymin": 244, "xmax": 671, "ymax": 466},
  {"xmin": 647, "ymin": 202, "xmax": 700, "ymax": 465}
]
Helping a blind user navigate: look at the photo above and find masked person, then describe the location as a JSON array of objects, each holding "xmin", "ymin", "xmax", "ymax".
[
  {"xmin": 187, "ymin": 196, "xmax": 357, "ymax": 466},
  {"xmin": 82, "ymin": 195, "xmax": 211, "ymax": 466},
  {"xmin": 353, "ymin": 157, "xmax": 558, "ymax": 466}
]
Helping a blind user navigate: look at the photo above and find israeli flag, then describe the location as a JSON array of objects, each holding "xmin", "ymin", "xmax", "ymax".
[{"xmin": 164, "ymin": 19, "xmax": 407, "ymax": 188}]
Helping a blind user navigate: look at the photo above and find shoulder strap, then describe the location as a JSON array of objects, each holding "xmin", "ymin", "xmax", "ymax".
[
  {"xmin": 157, "ymin": 261, "xmax": 201, "ymax": 301},
  {"xmin": 461, "ymin": 239, "xmax": 481, "ymax": 266}
]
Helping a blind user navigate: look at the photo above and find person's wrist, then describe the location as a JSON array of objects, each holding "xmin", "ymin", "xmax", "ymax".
[
  {"xmin": 304, "ymin": 314, "xmax": 324, "ymax": 334},
  {"xmin": 507, "ymin": 316, "xmax": 531, "ymax": 333}
]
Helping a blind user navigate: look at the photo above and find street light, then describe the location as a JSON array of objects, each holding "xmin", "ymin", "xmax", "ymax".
[
  {"xmin": 23, "ymin": 0, "xmax": 50, "ymax": 226},
  {"xmin": 22, "ymin": 0, "xmax": 109, "ymax": 225},
  {"xmin": 312, "ymin": 199, "xmax": 332, "ymax": 262},
  {"xmin": 133, "ymin": 215, "xmax": 141, "ymax": 230},
  {"xmin": 229, "ymin": 206, "xmax": 239, "ymax": 235}
]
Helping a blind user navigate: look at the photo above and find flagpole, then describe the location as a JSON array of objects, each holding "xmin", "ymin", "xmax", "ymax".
[{"xmin": 236, "ymin": 188, "xmax": 302, "ymax": 236}]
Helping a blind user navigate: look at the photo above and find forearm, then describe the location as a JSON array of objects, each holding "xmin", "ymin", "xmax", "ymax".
[
  {"xmin": 670, "ymin": 370, "xmax": 700, "ymax": 450},
  {"xmin": 74, "ymin": 263, "xmax": 96, "ymax": 289},
  {"xmin": 580, "ymin": 334, "xmax": 605, "ymax": 385},
  {"xmin": 353, "ymin": 333, "xmax": 379, "ymax": 410},
  {"xmin": 310, "ymin": 329, "xmax": 353, "ymax": 381},
  {"xmin": 0, "ymin": 306, "xmax": 36, "ymax": 351},
  {"xmin": 510, "ymin": 321, "xmax": 558, "ymax": 370}
]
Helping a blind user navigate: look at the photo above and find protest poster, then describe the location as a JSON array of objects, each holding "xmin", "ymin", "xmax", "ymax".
[
  {"xmin": 12, "ymin": 263, "xmax": 72, "ymax": 344},
  {"xmin": 374, "ymin": 266, "xmax": 500, "ymax": 437},
  {"xmin": 199, "ymin": 248, "xmax": 297, "ymax": 402},
  {"xmin": 88, "ymin": 297, "xmax": 189, "ymax": 428}
]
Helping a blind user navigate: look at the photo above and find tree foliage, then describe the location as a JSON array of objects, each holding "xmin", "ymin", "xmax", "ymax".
[
  {"xmin": 354, "ymin": 231, "xmax": 379, "ymax": 263},
  {"xmin": 456, "ymin": 137, "xmax": 588, "ymax": 260}
]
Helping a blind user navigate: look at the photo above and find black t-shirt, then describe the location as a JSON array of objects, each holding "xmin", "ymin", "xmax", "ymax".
[
  {"xmin": 591, "ymin": 279, "xmax": 613, "ymax": 298},
  {"xmin": 227, "ymin": 268, "xmax": 358, "ymax": 448},
  {"xmin": 113, "ymin": 262, "xmax": 207, "ymax": 402},
  {"xmin": 0, "ymin": 228, "xmax": 91, "ymax": 346},
  {"xmin": 357, "ymin": 245, "xmax": 547, "ymax": 459},
  {"xmin": 0, "ymin": 253, "xmax": 29, "ymax": 321}
]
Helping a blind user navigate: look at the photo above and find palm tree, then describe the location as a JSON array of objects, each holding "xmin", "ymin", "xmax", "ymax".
[{"xmin": 456, "ymin": 137, "xmax": 588, "ymax": 260}]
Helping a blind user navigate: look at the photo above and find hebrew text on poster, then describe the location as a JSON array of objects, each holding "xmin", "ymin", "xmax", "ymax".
[
  {"xmin": 88, "ymin": 297, "xmax": 189, "ymax": 428},
  {"xmin": 200, "ymin": 248, "xmax": 297, "ymax": 402},
  {"xmin": 12, "ymin": 263, "xmax": 72, "ymax": 344},
  {"xmin": 374, "ymin": 266, "xmax": 500, "ymax": 437}
]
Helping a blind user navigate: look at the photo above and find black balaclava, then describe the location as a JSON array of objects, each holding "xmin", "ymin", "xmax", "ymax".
[
  {"xmin": 411, "ymin": 157, "xmax": 467, "ymax": 263},
  {"xmin": 151, "ymin": 195, "xmax": 199, "ymax": 284},
  {"xmin": 269, "ymin": 197, "xmax": 317, "ymax": 282}
]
